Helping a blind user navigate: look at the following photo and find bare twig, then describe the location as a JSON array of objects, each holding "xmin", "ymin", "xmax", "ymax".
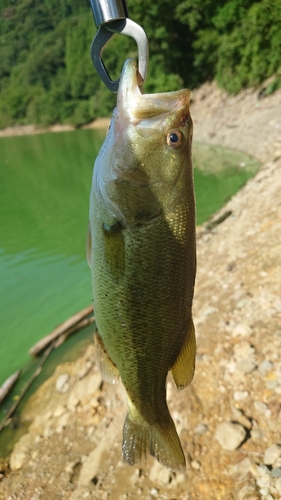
[
  {"xmin": 0, "ymin": 371, "xmax": 21, "ymax": 406},
  {"xmin": 0, "ymin": 340, "xmax": 56, "ymax": 433},
  {"xmin": 29, "ymin": 305, "xmax": 94, "ymax": 356}
]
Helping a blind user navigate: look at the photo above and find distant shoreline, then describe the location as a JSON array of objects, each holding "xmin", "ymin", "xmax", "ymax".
[{"xmin": 0, "ymin": 117, "xmax": 111, "ymax": 138}]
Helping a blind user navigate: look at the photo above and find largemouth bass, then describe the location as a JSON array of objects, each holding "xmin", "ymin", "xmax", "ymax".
[{"xmin": 87, "ymin": 59, "xmax": 196, "ymax": 472}]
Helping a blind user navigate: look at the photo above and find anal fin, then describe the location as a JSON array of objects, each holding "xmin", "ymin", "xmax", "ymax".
[
  {"xmin": 95, "ymin": 332, "xmax": 120, "ymax": 384},
  {"xmin": 171, "ymin": 318, "xmax": 196, "ymax": 389}
]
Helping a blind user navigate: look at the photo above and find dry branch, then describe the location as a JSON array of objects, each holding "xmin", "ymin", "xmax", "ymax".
[
  {"xmin": 0, "ymin": 370, "xmax": 21, "ymax": 406},
  {"xmin": 0, "ymin": 340, "xmax": 56, "ymax": 433},
  {"xmin": 29, "ymin": 305, "xmax": 94, "ymax": 356},
  {"xmin": 55, "ymin": 316, "xmax": 95, "ymax": 348}
]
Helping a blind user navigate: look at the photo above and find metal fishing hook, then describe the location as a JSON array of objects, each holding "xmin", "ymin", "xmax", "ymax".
[{"xmin": 89, "ymin": 0, "xmax": 149, "ymax": 92}]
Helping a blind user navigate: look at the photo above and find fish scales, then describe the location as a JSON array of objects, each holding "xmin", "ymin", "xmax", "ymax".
[{"xmin": 88, "ymin": 59, "xmax": 196, "ymax": 471}]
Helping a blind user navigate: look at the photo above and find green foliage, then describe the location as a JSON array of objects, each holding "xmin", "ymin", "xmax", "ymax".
[
  {"xmin": 214, "ymin": 0, "xmax": 281, "ymax": 92},
  {"xmin": 0, "ymin": 0, "xmax": 280, "ymax": 128}
]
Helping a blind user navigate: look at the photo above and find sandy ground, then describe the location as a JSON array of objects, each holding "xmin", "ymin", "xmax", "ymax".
[{"xmin": 0, "ymin": 82, "xmax": 281, "ymax": 500}]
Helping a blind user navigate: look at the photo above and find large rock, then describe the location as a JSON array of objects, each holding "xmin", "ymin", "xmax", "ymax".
[
  {"xmin": 264, "ymin": 444, "xmax": 281, "ymax": 466},
  {"xmin": 10, "ymin": 432, "xmax": 35, "ymax": 471},
  {"xmin": 215, "ymin": 422, "xmax": 247, "ymax": 451},
  {"xmin": 67, "ymin": 372, "xmax": 102, "ymax": 410}
]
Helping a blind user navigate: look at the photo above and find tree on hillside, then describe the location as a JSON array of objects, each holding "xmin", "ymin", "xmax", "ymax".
[{"xmin": 0, "ymin": 0, "xmax": 280, "ymax": 128}]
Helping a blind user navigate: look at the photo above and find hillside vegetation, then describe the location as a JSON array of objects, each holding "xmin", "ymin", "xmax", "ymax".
[{"xmin": 0, "ymin": 0, "xmax": 280, "ymax": 128}]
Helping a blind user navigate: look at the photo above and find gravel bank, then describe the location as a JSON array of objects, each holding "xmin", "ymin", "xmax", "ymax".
[{"xmin": 0, "ymin": 82, "xmax": 281, "ymax": 500}]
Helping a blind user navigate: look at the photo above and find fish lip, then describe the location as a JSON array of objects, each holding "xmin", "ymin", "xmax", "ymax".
[
  {"xmin": 116, "ymin": 59, "xmax": 142, "ymax": 115},
  {"xmin": 117, "ymin": 59, "xmax": 191, "ymax": 127}
]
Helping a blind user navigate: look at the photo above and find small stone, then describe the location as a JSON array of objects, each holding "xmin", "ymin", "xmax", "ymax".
[
  {"xmin": 254, "ymin": 401, "xmax": 268, "ymax": 414},
  {"xmin": 231, "ymin": 457, "xmax": 252, "ymax": 477},
  {"xmin": 266, "ymin": 380, "xmax": 278, "ymax": 389},
  {"xmin": 157, "ymin": 466, "xmax": 172, "ymax": 484},
  {"xmin": 90, "ymin": 397, "xmax": 99, "ymax": 409},
  {"xmin": 67, "ymin": 372, "xmax": 102, "ymax": 410},
  {"xmin": 166, "ymin": 381, "xmax": 173, "ymax": 402},
  {"xmin": 256, "ymin": 475, "xmax": 271, "ymax": 488},
  {"xmin": 260, "ymin": 488, "xmax": 269, "ymax": 497},
  {"xmin": 259, "ymin": 488, "xmax": 269, "ymax": 496},
  {"xmin": 203, "ymin": 306, "xmax": 218, "ymax": 317},
  {"xmin": 264, "ymin": 495, "xmax": 274, "ymax": 500},
  {"xmin": 271, "ymin": 467, "xmax": 281, "ymax": 478},
  {"xmin": 65, "ymin": 461, "xmax": 76, "ymax": 474},
  {"xmin": 194, "ymin": 423, "xmax": 208, "ymax": 434},
  {"xmin": 43, "ymin": 426, "xmax": 53, "ymax": 439},
  {"xmin": 236, "ymin": 483, "xmax": 259, "ymax": 500},
  {"xmin": 275, "ymin": 477, "xmax": 281, "ymax": 494},
  {"xmin": 236, "ymin": 357, "xmax": 257, "ymax": 373},
  {"xmin": 251, "ymin": 427, "xmax": 264, "ymax": 442},
  {"xmin": 150, "ymin": 488, "xmax": 159, "ymax": 496},
  {"xmin": 231, "ymin": 407, "xmax": 252, "ymax": 430},
  {"xmin": 268, "ymin": 400, "xmax": 281, "ymax": 417},
  {"xmin": 264, "ymin": 444, "xmax": 281, "ymax": 465},
  {"xmin": 10, "ymin": 452, "xmax": 26, "ymax": 471},
  {"xmin": 176, "ymin": 473, "xmax": 185, "ymax": 484},
  {"xmin": 77, "ymin": 361, "xmax": 93, "ymax": 380},
  {"xmin": 149, "ymin": 460, "xmax": 172, "ymax": 484},
  {"xmin": 191, "ymin": 460, "xmax": 200, "ymax": 470},
  {"xmin": 232, "ymin": 323, "xmax": 252, "ymax": 337},
  {"xmin": 56, "ymin": 412, "xmax": 69, "ymax": 432},
  {"xmin": 236, "ymin": 299, "xmax": 247, "ymax": 309},
  {"xmin": 215, "ymin": 422, "xmax": 247, "ymax": 451},
  {"xmin": 265, "ymin": 371, "xmax": 278, "ymax": 382},
  {"xmin": 226, "ymin": 361, "xmax": 236, "ymax": 374},
  {"xmin": 256, "ymin": 465, "xmax": 270, "ymax": 476},
  {"xmin": 234, "ymin": 390, "xmax": 249, "ymax": 401},
  {"xmin": 274, "ymin": 457, "xmax": 281, "ymax": 467},
  {"xmin": 53, "ymin": 405, "xmax": 67, "ymax": 418},
  {"xmin": 234, "ymin": 341, "xmax": 255, "ymax": 358},
  {"xmin": 78, "ymin": 440, "xmax": 107, "ymax": 486},
  {"xmin": 249, "ymin": 463, "xmax": 260, "ymax": 477},
  {"xmin": 258, "ymin": 360, "xmax": 274, "ymax": 374},
  {"xmin": 129, "ymin": 468, "xmax": 141, "ymax": 486},
  {"xmin": 9, "ymin": 433, "xmax": 34, "ymax": 471},
  {"xmin": 56, "ymin": 374, "xmax": 70, "ymax": 393}
]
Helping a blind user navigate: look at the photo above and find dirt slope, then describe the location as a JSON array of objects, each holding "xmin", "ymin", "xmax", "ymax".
[{"xmin": 0, "ymin": 82, "xmax": 281, "ymax": 500}]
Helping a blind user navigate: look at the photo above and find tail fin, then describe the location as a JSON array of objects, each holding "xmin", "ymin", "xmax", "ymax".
[{"xmin": 122, "ymin": 411, "xmax": 186, "ymax": 472}]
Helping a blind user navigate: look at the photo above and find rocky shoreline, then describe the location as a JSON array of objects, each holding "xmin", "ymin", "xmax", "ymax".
[
  {"xmin": 1, "ymin": 82, "xmax": 281, "ymax": 500},
  {"xmin": 0, "ymin": 118, "xmax": 110, "ymax": 138}
]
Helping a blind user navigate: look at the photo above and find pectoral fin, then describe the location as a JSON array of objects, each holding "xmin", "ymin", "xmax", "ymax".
[
  {"xmin": 95, "ymin": 332, "xmax": 120, "ymax": 384},
  {"xmin": 102, "ymin": 221, "xmax": 125, "ymax": 279},
  {"xmin": 171, "ymin": 318, "xmax": 196, "ymax": 390}
]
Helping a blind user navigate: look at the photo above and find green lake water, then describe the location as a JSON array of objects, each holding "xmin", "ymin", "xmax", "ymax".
[{"xmin": 0, "ymin": 129, "xmax": 259, "ymax": 454}]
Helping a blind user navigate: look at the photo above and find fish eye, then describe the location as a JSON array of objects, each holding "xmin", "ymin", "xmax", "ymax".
[{"xmin": 166, "ymin": 130, "xmax": 183, "ymax": 149}]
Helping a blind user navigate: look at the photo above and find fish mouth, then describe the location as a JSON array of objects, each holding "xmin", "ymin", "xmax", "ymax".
[{"xmin": 116, "ymin": 59, "xmax": 190, "ymax": 129}]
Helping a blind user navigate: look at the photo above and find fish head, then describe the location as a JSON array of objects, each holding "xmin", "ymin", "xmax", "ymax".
[{"xmin": 93, "ymin": 59, "xmax": 193, "ymax": 224}]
